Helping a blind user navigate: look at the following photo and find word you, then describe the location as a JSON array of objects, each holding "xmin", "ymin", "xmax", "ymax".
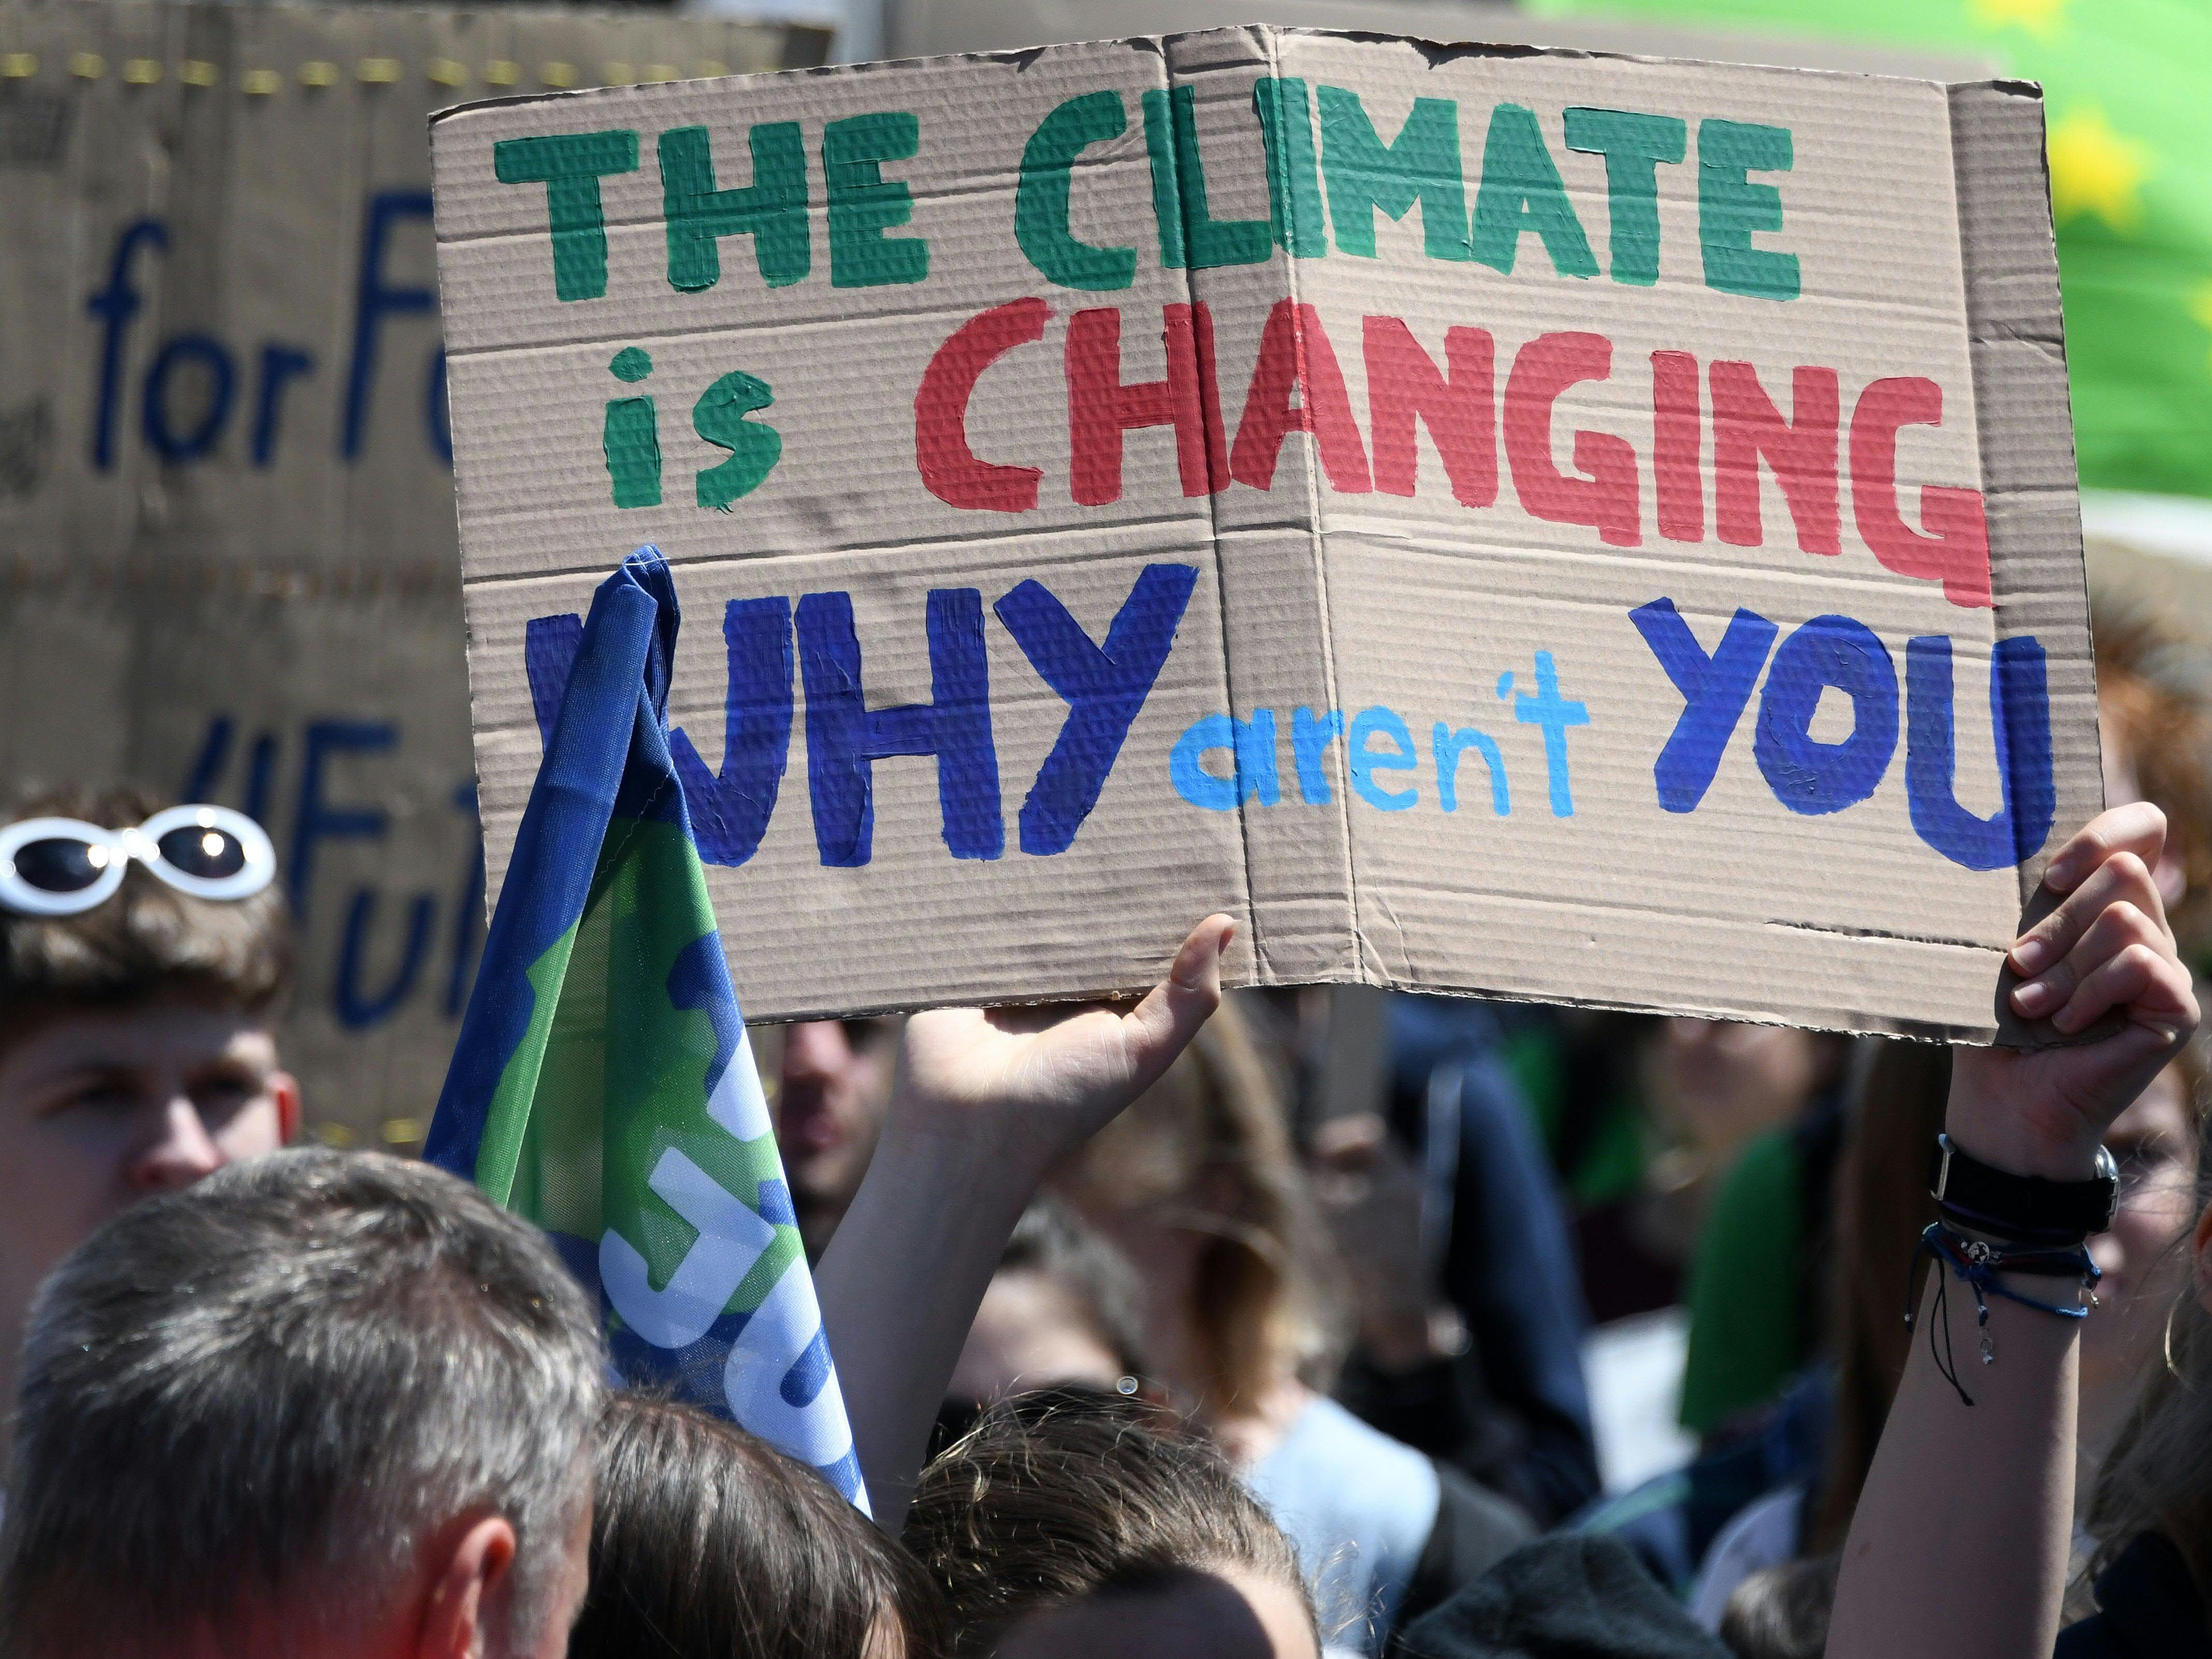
[{"xmin": 1634, "ymin": 599, "xmax": 2054, "ymax": 870}]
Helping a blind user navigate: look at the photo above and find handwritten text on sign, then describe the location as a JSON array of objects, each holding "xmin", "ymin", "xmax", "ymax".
[{"xmin": 435, "ymin": 32, "xmax": 2093, "ymax": 1034}]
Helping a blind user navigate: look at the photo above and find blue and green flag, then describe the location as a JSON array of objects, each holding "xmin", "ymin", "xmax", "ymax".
[{"xmin": 427, "ymin": 548, "xmax": 864, "ymax": 1510}]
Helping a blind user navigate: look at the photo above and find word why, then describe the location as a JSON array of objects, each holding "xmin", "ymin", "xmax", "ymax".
[
  {"xmin": 919, "ymin": 300, "xmax": 1991, "ymax": 609},
  {"xmin": 1633, "ymin": 598, "xmax": 2054, "ymax": 870},
  {"xmin": 1170, "ymin": 652, "xmax": 1588, "ymax": 818},
  {"xmin": 527, "ymin": 564, "xmax": 1199, "ymax": 867}
]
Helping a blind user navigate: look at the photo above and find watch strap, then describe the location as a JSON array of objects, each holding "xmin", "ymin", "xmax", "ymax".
[{"xmin": 1929, "ymin": 1133, "xmax": 2120, "ymax": 1241}]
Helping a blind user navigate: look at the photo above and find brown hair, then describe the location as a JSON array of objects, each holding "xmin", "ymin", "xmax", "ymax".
[
  {"xmin": 2093, "ymin": 590, "xmax": 2212, "ymax": 948},
  {"xmin": 2083, "ymin": 1043, "xmax": 2212, "ymax": 1590},
  {"xmin": 1059, "ymin": 999, "xmax": 1342, "ymax": 1417},
  {"xmin": 0, "ymin": 785, "xmax": 291, "ymax": 1035},
  {"xmin": 993, "ymin": 1198, "xmax": 1148, "ymax": 1381},
  {"xmin": 572, "ymin": 1393, "xmax": 945, "ymax": 1659},
  {"xmin": 1806, "ymin": 1039, "xmax": 1949, "ymax": 1551},
  {"xmin": 1812, "ymin": 1038, "xmax": 2211, "ymax": 1554},
  {"xmin": 905, "ymin": 1392, "xmax": 1311, "ymax": 1657}
]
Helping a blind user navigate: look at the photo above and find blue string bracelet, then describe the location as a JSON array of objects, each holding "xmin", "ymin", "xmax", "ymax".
[{"xmin": 1904, "ymin": 1222, "xmax": 2101, "ymax": 1407}]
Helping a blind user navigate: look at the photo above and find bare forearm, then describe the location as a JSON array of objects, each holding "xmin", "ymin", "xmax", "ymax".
[
  {"xmin": 815, "ymin": 1109, "xmax": 1043, "ymax": 1533},
  {"xmin": 1828, "ymin": 1267, "xmax": 2080, "ymax": 1659}
]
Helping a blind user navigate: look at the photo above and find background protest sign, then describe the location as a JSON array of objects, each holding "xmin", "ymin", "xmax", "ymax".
[
  {"xmin": 0, "ymin": 0, "xmax": 818, "ymax": 1144},
  {"xmin": 433, "ymin": 28, "xmax": 2101, "ymax": 1042}
]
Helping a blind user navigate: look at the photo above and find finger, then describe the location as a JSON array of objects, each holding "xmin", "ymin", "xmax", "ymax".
[
  {"xmin": 2012, "ymin": 900, "xmax": 2167, "ymax": 1020},
  {"xmin": 2050, "ymin": 939, "xmax": 2192, "ymax": 1036},
  {"xmin": 1310, "ymin": 1112, "xmax": 1387, "ymax": 1164},
  {"xmin": 1119, "ymin": 914, "xmax": 1235, "ymax": 1088},
  {"xmin": 2009, "ymin": 851, "xmax": 2169, "ymax": 980},
  {"xmin": 2040, "ymin": 802, "xmax": 2168, "ymax": 895}
]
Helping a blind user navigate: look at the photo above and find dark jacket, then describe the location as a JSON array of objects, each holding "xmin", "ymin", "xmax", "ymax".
[
  {"xmin": 1392, "ymin": 1534, "xmax": 1728, "ymax": 1659},
  {"xmin": 2057, "ymin": 1533, "xmax": 2211, "ymax": 1658}
]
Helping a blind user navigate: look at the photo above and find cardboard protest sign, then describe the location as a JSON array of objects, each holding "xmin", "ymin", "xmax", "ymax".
[
  {"xmin": 0, "ymin": 0, "xmax": 816, "ymax": 1143},
  {"xmin": 878, "ymin": 0, "xmax": 1992, "ymax": 78},
  {"xmin": 433, "ymin": 29, "xmax": 2099, "ymax": 1042}
]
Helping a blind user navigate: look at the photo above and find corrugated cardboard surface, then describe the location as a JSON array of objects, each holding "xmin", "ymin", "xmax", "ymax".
[
  {"xmin": 0, "ymin": 1, "xmax": 815, "ymax": 1141},
  {"xmin": 882, "ymin": 0, "xmax": 1993, "ymax": 80},
  {"xmin": 435, "ymin": 27, "xmax": 2098, "ymax": 1042}
]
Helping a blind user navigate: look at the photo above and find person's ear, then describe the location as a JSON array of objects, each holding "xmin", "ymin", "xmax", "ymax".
[
  {"xmin": 2191, "ymin": 1202, "xmax": 2212, "ymax": 1320},
  {"xmin": 272, "ymin": 1071, "xmax": 302, "ymax": 1145},
  {"xmin": 414, "ymin": 1513, "xmax": 517, "ymax": 1659}
]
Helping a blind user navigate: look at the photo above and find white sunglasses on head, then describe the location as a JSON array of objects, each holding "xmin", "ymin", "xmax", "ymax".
[{"xmin": 0, "ymin": 805, "xmax": 277, "ymax": 916}]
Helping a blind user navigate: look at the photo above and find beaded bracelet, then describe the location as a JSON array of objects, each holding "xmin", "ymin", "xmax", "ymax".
[{"xmin": 1903, "ymin": 1222, "xmax": 2101, "ymax": 1407}]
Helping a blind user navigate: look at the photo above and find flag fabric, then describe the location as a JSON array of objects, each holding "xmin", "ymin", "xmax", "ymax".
[
  {"xmin": 427, "ymin": 547, "xmax": 865, "ymax": 1510},
  {"xmin": 1533, "ymin": 0, "xmax": 2212, "ymax": 503}
]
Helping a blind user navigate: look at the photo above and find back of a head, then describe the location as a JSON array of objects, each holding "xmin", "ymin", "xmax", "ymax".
[
  {"xmin": 0, "ymin": 783, "xmax": 291, "ymax": 1032},
  {"xmin": 906, "ymin": 1392, "xmax": 1311, "ymax": 1656},
  {"xmin": 1717, "ymin": 1555, "xmax": 1838, "ymax": 1659},
  {"xmin": 0, "ymin": 1147, "xmax": 604, "ymax": 1658},
  {"xmin": 575, "ymin": 1393, "xmax": 944, "ymax": 1659}
]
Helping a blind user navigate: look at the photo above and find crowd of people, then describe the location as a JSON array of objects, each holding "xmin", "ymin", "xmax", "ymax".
[{"xmin": 0, "ymin": 595, "xmax": 2207, "ymax": 1659}]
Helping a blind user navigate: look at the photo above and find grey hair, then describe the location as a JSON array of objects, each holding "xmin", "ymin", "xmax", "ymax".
[{"xmin": 0, "ymin": 1147, "xmax": 605, "ymax": 1657}]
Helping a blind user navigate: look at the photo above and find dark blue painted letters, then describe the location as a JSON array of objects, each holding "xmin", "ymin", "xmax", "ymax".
[
  {"xmin": 797, "ymin": 589, "xmax": 1002, "ymax": 867},
  {"xmin": 1905, "ymin": 634, "xmax": 2056, "ymax": 870},
  {"xmin": 668, "ymin": 597, "xmax": 796, "ymax": 868},
  {"xmin": 995, "ymin": 563, "xmax": 1199, "ymax": 855},
  {"xmin": 1754, "ymin": 615, "xmax": 1899, "ymax": 815},
  {"xmin": 1630, "ymin": 598, "xmax": 1778, "ymax": 813}
]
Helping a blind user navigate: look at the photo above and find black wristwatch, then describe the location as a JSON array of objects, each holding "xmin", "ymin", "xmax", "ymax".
[{"xmin": 1929, "ymin": 1133, "xmax": 2120, "ymax": 1239}]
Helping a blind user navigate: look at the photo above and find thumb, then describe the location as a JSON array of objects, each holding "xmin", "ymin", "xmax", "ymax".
[
  {"xmin": 1119, "ymin": 914, "xmax": 1236, "ymax": 1091},
  {"xmin": 2078, "ymin": 1017, "xmax": 2196, "ymax": 1127}
]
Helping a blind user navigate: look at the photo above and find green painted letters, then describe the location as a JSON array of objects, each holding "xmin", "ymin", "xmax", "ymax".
[
  {"xmin": 494, "ymin": 129, "xmax": 640, "ymax": 302},
  {"xmin": 1470, "ymin": 104, "xmax": 1597, "ymax": 278},
  {"xmin": 692, "ymin": 370, "xmax": 782, "ymax": 509},
  {"xmin": 824, "ymin": 111, "xmax": 929, "ymax": 287},
  {"xmin": 1698, "ymin": 119, "xmax": 1799, "ymax": 300},
  {"xmin": 1562, "ymin": 107, "xmax": 1685, "ymax": 286},
  {"xmin": 1318, "ymin": 88, "xmax": 1472, "ymax": 262},
  {"xmin": 604, "ymin": 396, "xmax": 661, "ymax": 508},
  {"xmin": 1253, "ymin": 78, "xmax": 1325, "ymax": 257},
  {"xmin": 660, "ymin": 123, "xmax": 809, "ymax": 294},
  {"xmin": 1017, "ymin": 91, "xmax": 1136, "ymax": 291},
  {"xmin": 1140, "ymin": 86, "xmax": 1271, "ymax": 271},
  {"xmin": 1141, "ymin": 89, "xmax": 1186, "ymax": 268}
]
